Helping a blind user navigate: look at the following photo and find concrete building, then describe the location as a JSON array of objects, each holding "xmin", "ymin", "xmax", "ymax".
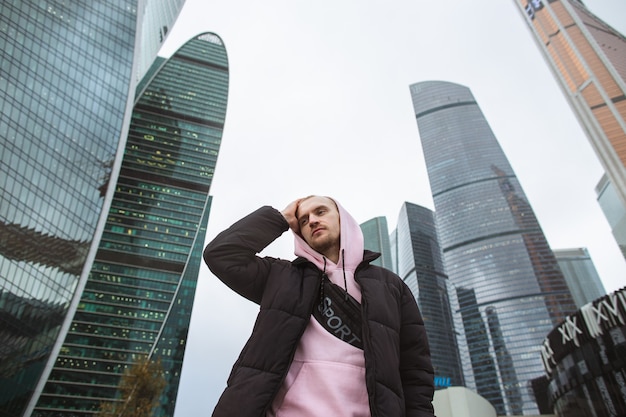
[
  {"xmin": 433, "ymin": 386, "xmax": 556, "ymax": 417},
  {"xmin": 434, "ymin": 387, "xmax": 496, "ymax": 417}
]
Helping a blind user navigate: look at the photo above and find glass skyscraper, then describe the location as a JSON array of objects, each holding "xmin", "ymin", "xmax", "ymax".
[
  {"xmin": 513, "ymin": 0, "xmax": 626, "ymax": 205},
  {"xmin": 30, "ymin": 33, "xmax": 228, "ymax": 417},
  {"xmin": 553, "ymin": 247, "xmax": 606, "ymax": 307},
  {"xmin": 1, "ymin": 3, "xmax": 141, "ymax": 416},
  {"xmin": 596, "ymin": 173, "xmax": 626, "ymax": 259},
  {"xmin": 0, "ymin": 1, "xmax": 186, "ymax": 415},
  {"xmin": 410, "ymin": 81, "xmax": 577, "ymax": 415},
  {"xmin": 360, "ymin": 216, "xmax": 393, "ymax": 269},
  {"xmin": 391, "ymin": 202, "xmax": 463, "ymax": 390},
  {"xmin": 136, "ymin": 0, "xmax": 186, "ymax": 81}
]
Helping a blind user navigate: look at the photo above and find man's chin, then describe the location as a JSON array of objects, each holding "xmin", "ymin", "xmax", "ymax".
[{"xmin": 311, "ymin": 241, "xmax": 335, "ymax": 255}]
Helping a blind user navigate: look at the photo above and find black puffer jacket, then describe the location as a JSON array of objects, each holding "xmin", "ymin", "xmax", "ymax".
[{"xmin": 203, "ymin": 206, "xmax": 435, "ymax": 417}]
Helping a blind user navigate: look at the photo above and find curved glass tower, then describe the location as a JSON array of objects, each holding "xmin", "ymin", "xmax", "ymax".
[
  {"xmin": 31, "ymin": 33, "xmax": 228, "ymax": 417},
  {"xmin": 0, "ymin": 3, "xmax": 141, "ymax": 416},
  {"xmin": 392, "ymin": 202, "xmax": 463, "ymax": 389},
  {"xmin": 0, "ymin": 2, "xmax": 187, "ymax": 416},
  {"xmin": 410, "ymin": 81, "xmax": 577, "ymax": 415}
]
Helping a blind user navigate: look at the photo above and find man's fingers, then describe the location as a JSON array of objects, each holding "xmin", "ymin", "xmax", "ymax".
[{"xmin": 281, "ymin": 198, "xmax": 303, "ymax": 232}]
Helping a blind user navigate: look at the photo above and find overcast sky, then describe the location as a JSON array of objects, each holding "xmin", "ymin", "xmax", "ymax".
[{"xmin": 159, "ymin": 1, "xmax": 626, "ymax": 415}]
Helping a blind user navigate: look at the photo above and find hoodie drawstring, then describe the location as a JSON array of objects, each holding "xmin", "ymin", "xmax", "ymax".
[
  {"xmin": 319, "ymin": 257, "xmax": 327, "ymax": 307},
  {"xmin": 341, "ymin": 249, "xmax": 348, "ymax": 301},
  {"xmin": 319, "ymin": 252, "xmax": 349, "ymax": 304}
]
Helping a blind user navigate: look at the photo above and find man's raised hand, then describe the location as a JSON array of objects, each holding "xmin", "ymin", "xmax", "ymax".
[{"xmin": 281, "ymin": 199, "xmax": 302, "ymax": 234}]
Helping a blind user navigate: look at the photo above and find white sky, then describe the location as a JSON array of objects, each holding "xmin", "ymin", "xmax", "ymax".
[{"xmin": 159, "ymin": 1, "xmax": 626, "ymax": 415}]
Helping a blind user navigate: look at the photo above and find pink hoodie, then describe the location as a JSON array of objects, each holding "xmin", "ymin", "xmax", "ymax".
[{"xmin": 268, "ymin": 199, "xmax": 371, "ymax": 417}]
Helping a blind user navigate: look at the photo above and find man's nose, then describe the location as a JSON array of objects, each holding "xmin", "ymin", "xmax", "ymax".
[{"xmin": 308, "ymin": 215, "xmax": 320, "ymax": 226}]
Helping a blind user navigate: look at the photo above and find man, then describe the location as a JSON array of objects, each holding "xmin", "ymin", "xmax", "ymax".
[{"xmin": 203, "ymin": 196, "xmax": 435, "ymax": 417}]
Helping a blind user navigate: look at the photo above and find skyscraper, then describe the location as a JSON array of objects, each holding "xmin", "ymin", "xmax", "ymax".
[
  {"xmin": 596, "ymin": 173, "xmax": 626, "ymax": 258},
  {"xmin": 513, "ymin": 0, "xmax": 626, "ymax": 205},
  {"xmin": 391, "ymin": 202, "xmax": 463, "ymax": 390},
  {"xmin": 0, "ymin": 2, "xmax": 187, "ymax": 415},
  {"xmin": 410, "ymin": 81, "xmax": 577, "ymax": 415},
  {"xmin": 540, "ymin": 287, "xmax": 626, "ymax": 416},
  {"xmin": 137, "ymin": 0, "xmax": 186, "ymax": 81},
  {"xmin": 360, "ymin": 216, "xmax": 393, "ymax": 269},
  {"xmin": 553, "ymin": 247, "xmax": 606, "ymax": 307},
  {"xmin": 30, "ymin": 32, "xmax": 229, "ymax": 417},
  {"xmin": 0, "ymin": 2, "xmax": 182, "ymax": 416}
]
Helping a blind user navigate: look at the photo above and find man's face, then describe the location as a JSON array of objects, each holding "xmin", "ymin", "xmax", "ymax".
[{"xmin": 297, "ymin": 196, "xmax": 341, "ymax": 258}]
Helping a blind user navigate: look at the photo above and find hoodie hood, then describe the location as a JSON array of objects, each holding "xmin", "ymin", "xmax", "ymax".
[
  {"xmin": 293, "ymin": 197, "xmax": 364, "ymax": 300},
  {"xmin": 294, "ymin": 197, "xmax": 364, "ymax": 269}
]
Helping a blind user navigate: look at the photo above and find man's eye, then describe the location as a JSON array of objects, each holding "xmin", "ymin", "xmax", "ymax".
[{"xmin": 300, "ymin": 218, "xmax": 307, "ymax": 226}]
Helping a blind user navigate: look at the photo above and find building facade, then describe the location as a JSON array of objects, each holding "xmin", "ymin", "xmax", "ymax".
[
  {"xmin": 136, "ymin": 0, "xmax": 186, "ymax": 81},
  {"xmin": 391, "ymin": 202, "xmax": 463, "ymax": 390},
  {"xmin": 513, "ymin": 0, "xmax": 626, "ymax": 205},
  {"xmin": 0, "ymin": 2, "xmax": 186, "ymax": 416},
  {"xmin": 1, "ymin": 3, "xmax": 141, "ymax": 416},
  {"xmin": 540, "ymin": 287, "xmax": 626, "ymax": 416},
  {"xmin": 553, "ymin": 247, "xmax": 606, "ymax": 307},
  {"xmin": 30, "ymin": 33, "xmax": 229, "ymax": 417},
  {"xmin": 433, "ymin": 387, "xmax": 498, "ymax": 417},
  {"xmin": 596, "ymin": 173, "xmax": 626, "ymax": 259},
  {"xmin": 410, "ymin": 81, "xmax": 577, "ymax": 415},
  {"xmin": 360, "ymin": 216, "xmax": 393, "ymax": 269}
]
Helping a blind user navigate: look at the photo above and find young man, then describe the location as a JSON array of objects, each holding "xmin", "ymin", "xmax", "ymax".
[{"xmin": 203, "ymin": 196, "xmax": 435, "ymax": 417}]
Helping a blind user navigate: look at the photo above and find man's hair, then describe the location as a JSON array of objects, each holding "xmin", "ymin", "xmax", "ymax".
[{"xmin": 295, "ymin": 195, "xmax": 338, "ymax": 219}]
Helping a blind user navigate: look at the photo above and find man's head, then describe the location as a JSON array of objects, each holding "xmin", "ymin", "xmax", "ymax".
[{"xmin": 296, "ymin": 196, "xmax": 341, "ymax": 262}]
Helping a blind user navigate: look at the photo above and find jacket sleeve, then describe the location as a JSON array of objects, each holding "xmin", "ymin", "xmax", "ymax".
[
  {"xmin": 203, "ymin": 206, "xmax": 290, "ymax": 304},
  {"xmin": 399, "ymin": 283, "xmax": 436, "ymax": 417}
]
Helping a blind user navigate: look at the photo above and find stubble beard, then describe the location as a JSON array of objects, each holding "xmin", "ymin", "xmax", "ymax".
[{"xmin": 309, "ymin": 233, "xmax": 339, "ymax": 260}]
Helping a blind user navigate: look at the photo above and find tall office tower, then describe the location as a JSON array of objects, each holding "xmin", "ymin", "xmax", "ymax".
[
  {"xmin": 553, "ymin": 247, "xmax": 606, "ymax": 307},
  {"xmin": 513, "ymin": 0, "xmax": 626, "ymax": 205},
  {"xmin": 360, "ymin": 217, "xmax": 393, "ymax": 269},
  {"xmin": 410, "ymin": 81, "xmax": 577, "ymax": 415},
  {"xmin": 137, "ymin": 0, "xmax": 186, "ymax": 81},
  {"xmin": 0, "ymin": 2, "xmax": 184, "ymax": 416},
  {"xmin": 391, "ymin": 202, "xmax": 463, "ymax": 390},
  {"xmin": 30, "ymin": 33, "xmax": 229, "ymax": 417},
  {"xmin": 596, "ymin": 173, "xmax": 626, "ymax": 258}
]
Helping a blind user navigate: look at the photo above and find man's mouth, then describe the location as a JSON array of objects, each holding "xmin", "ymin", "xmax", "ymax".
[{"xmin": 312, "ymin": 228, "xmax": 324, "ymax": 236}]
